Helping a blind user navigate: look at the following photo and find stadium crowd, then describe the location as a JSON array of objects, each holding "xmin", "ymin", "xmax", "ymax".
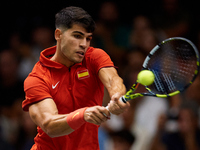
[{"xmin": 0, "ymin": 0, "xmax": 200, "ymax": 150}]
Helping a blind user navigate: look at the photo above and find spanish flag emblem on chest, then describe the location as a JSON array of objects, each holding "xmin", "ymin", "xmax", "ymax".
[{"xmin": 77, "ymin": 69, "xmax": 90, "ymax": 80}]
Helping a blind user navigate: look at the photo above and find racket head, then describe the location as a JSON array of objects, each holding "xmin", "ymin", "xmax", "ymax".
[{"xmin": 143, "ymin": 37, "xmax": 200, "ymax": 97}]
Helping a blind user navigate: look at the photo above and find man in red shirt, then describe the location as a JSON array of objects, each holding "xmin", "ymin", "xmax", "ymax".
[{"xmin": 22, "ymin": 6, "xmax": 130, "ymax": 150}]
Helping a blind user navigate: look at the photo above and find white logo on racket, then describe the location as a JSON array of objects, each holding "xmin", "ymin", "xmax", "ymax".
[{"xmin": 52, "ymin": 81, "xmax": 60, "ymax": 89}]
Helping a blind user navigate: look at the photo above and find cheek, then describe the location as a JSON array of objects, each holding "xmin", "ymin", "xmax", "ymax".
[{"xmin": 61, "ymin": 38, "xmax": 78, "ymax": 50}]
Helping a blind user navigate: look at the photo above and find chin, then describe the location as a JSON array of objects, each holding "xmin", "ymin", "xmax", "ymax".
[{"xmin": 74, "ymin": 58, "xmax": 84, "ymax": 63}]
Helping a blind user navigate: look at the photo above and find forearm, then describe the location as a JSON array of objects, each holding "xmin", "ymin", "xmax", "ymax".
[
  {"xmin": 106, "ymin": 75, "xmax": 126, "ymax": 98},
  {"xmin": 29, "ymin": 99, "xmax": 109, "ymax": 138},
  {"xmin": 29, "ymin": 99, "xmax": 79, "ymax": 138},
  {"xmin": 99, "ymin": 67, "xmax": 126, "ymax": 98},
  {"xmin": 42, "ymin": 106, "xmax": 110, "ymax": 138},
  {"xmin": 99, "ymin": 67, "xmax": 129, "ymax": 115}
]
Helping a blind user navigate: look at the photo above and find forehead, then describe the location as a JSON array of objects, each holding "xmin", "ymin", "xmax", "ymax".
[{"xmin": 67, "ymin": 24, "xmax": 93, "ymax": 36}]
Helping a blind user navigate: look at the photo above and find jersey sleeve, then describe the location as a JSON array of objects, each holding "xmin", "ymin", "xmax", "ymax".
[
  {"xmin": 22, "ymin": 75, "xmax": 52, "ymax": 111},
  {"xmin": 90, "ymin": 48, "xmax": 114, "ymax": 74}
]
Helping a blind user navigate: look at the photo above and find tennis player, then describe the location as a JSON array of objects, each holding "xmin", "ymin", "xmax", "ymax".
[{"xmin": 22, "ymin": 6, "xmax": 130, "ymax": 150}]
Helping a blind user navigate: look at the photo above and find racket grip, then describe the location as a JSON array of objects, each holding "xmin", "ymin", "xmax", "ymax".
[
  {"xmin": 104, "ymin": 96, "xmax": 127, "ymax": 117},
  {"xmin": 119, "ymin": 96, "xmax": 127, "ymax": 103},
  {"xmin": 103, "ymin": 106, "xmax": 109, "ymax": 118},
  {"xmin": 106, "ymin": 96, "xmax": 126, "ymax": 110}
]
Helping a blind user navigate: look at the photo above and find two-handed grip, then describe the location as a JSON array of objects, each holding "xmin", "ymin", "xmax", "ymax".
[{"xmin": 105, "ymin": 96, "xmax": 127, "ymax": 116}]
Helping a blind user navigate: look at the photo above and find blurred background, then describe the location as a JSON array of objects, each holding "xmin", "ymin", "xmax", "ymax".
[{"xmin": 0, "ymin": 0, "xmax": 200, "ymax": 150}]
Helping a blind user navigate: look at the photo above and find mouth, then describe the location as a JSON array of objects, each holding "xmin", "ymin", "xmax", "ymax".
[{"xmin": 76, "ymin": 51, "xmax": 85, "ymax": 58}]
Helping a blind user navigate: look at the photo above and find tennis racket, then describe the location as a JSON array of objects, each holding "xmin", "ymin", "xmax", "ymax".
[{"xmin": 114, "ymin": 37, "xmax": 200, "ymax": 104}]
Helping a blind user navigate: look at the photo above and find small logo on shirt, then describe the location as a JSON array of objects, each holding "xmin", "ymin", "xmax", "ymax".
[
  {"xmin": 52, "ymin": 81, "xmax": 60, "ymax": 89},
  {"xmin": 77, "ymin": 69, "xmax": 90, "ymax": 80},
  {"xmin": 72, "ymin": 112, "xmax": 80, "ymax": 119}
]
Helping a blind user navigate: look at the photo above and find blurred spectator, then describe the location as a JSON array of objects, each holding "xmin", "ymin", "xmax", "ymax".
[
  {"xmin": 31, "ymin": 25, "xmax": 55, "ymax": 52},
  {"xmin": 0, "ymin": 2, "xmax": 199, "ymax": 150},
  {"xmin": 98, "ymin": 126, "xmax": 110, "ymax": 150},
  {"xmin": 0, "ymin": 50, "xmax": 24, "ymax": 107},
  {"xmin": 122, "ymin": 49, "xmax": 145, "ymax": 89},
  {"xmin": 164, "ymin": 95, "xmax": 182, "ymax": 133},
  {"xmin": 131, "ymin": 96, "xmax": 168, "ymax": 150},
  {"xmin": 129, "ymin": 15, "xmax": 159, "ymax": 55},
  {"xmin": 0, "ymin": 138, "xmax": 14, "ymax": 150},
  {"xmin": 185, "ymin": 69, "xmax": 200, "ymax": 105},
  {"xmin": 19, "ymin": 112, "xmax": 37, "ymax": 150},
  {"xmin": 17, "ymin": 26, "xmax": 55, "ymax": 80},
  {"xmin": 150, "ymin": 100, "xmax": 200, "ymax": 150},
  {"xmin": 91, "ymin": 1, "xmax": 131, "ymax": 72},
  {"xmin": 8, "ymin": 32, "xmax": 33, "ymax": 80},
  {"xmin": 152, "ymin": 0, "xmax": 190, "ymax": 38},
  {"xmin": 149, "ymin": 113, "xmax": 167, "ymax": 150},
  {"xmin": 196, "ymin": 30, "xmax": 200, "ymax": 52},
  {"xmin": 108, "ymin": 129, "xmax": 135, "ymax": 150},
  {"xmin": 0, "ymin": 49, "xmax": 25, "ymax": 149}
]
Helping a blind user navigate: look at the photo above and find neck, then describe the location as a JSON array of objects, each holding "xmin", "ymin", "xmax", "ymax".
[{"xmin": 50, "ymin": 44, "xmax": 74, "ymax": 67}]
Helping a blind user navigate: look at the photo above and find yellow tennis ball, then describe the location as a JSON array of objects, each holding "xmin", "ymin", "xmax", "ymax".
[{"xmin": 137, "ymin": 70, "xmax": 155, "ymax": 86}]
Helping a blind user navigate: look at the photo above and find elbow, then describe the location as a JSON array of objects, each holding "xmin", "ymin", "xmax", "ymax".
[
  {"xmin": 41, "ymin": 118, "xmax": 73, "ymax": 138},
  {"xmin": 41, "ymin": 118, "xmax": 61, "ymax": 138},
  {"xmin": 45, "ymin": 129, "xmax": 57, "ymax": 138},
  {"xmin": 47, "ymin": 133, "xmax": 58, "ymax": 138},
  {"xmin": 45, "ymin": 128, "xmax": 73, "ymax": 138},
  {"xmin": 41, "ymin": 118, "xmax": 55, "ymax": 138}
]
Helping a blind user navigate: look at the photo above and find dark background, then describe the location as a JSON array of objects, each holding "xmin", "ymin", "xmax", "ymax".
[{"xmin": 0, "ymin": 0, "xmax": 199, "ymax": 50}]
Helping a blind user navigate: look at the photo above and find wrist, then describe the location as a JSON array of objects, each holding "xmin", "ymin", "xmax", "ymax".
[{"xmin": 66, "ymin": 107, "xmax": 87, "ymax": 130}]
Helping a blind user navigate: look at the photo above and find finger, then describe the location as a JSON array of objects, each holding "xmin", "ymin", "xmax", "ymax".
[
  {"xmin": 85, "ymin": 112, "xmax": 102, "ymax": 125},
  {"xmin": 108, "ymin": 100, "xmax": 129, "ymax": 115},
  {"xmin": 99, "ymin": 107, "xmax": 110, "ymax": 119},
  {"xmin": 90, "ymin": 115, "xmax": 102, "ymax": 125},
  {"xmin": 108, "ymin": 101, "xmax": 123, "ymax": 114},
  {"xmin": 84, "ymin": 107, "xmax": 108, "ymax": 125},
  {"xmin": 92, "ymin": 111, "xmax": 109, "ymax": 125}
]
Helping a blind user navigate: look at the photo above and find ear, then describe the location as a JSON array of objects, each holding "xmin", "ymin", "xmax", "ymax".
[{"xmin": 55, "ymin": 29, "xmax": 62, "ymax": 41}]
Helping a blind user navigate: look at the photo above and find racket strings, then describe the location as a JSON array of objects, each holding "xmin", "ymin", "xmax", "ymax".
[{"xmin": 147, "ymin": 39, "xmax": 198, "ymax": 94}]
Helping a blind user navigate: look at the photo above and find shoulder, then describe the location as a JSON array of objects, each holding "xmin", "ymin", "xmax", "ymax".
[
  {"xmin": 85, "ymin": 47, "xmax": 113, "ymax": 63},
  {"xmin": 84, "ymin": 47, "xmax": 114, "ymax": 74},
  {"xmin": 24, "ymin": 62, "xmax": 50, "ymax": 90},
  {"xmin": 86, "ymin": 47, "xmax": 109, "ymax": 58}
]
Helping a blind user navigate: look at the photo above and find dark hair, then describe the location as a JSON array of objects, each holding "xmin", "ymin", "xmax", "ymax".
[{"xmin": 55, "ymin": 6, "xmax": 96, "ymax": 33}]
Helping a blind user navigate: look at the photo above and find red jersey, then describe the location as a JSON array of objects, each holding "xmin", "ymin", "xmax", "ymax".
[{"xmin": 22, "ymin": 46, "xmax": 114, "ymax": 150}]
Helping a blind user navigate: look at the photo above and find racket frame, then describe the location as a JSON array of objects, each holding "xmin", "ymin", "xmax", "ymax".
[{"xmin": 123, "ymin": 37, "xmax": 200, "ymax": 102}]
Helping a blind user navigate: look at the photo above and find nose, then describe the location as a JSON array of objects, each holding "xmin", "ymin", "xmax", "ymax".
[{"xmin": 80, "ymin": 38, "xmax": 87, "ymax": 49}]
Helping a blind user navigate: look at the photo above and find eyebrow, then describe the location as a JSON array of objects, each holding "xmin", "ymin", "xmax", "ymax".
[{"xmin": 72, "ymin": 31, "xmax": 93, "ymax": 37}]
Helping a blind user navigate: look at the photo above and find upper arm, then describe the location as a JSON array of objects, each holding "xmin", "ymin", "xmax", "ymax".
[
  {"xmin": 29, "ymin": 98, "xmax": 73, "ymax": 137},
  {"xmin": 29, "ymin": 98, "xmax": 58, "ymax": 128}
]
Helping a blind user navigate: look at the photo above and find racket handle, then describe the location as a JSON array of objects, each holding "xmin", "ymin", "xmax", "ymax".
[
  {"xmin": 103, "ymin": 106, "xmax": 109, "ymax": 118},
  {"xmin": 119, "ymin": 96, "xmax": 127, "ymax": 103},
  {"xmin": 104, "ymin": 96, "xmax": 127, "ymax": 117},
  {"xmin": 105, "ymin": 96, "xmax": 126, "ymax": 111}
]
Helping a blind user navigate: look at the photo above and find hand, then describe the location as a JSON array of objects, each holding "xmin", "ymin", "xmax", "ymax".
[
  {"xmin": 107, "ymin": 92, "xmax": 130, "ymax": 115},
  {"xmin": 84, "ymin": 106, "xmax": 110, "ymax": 125}
]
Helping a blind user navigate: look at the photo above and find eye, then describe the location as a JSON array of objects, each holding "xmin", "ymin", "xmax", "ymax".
[
  {"xmin": 86, "ymin": 37, "xmax": 92, "ymax": 42},
  {"xmin": 74, "ymin": 34, "xmax": 82, "ymax": 39}
]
